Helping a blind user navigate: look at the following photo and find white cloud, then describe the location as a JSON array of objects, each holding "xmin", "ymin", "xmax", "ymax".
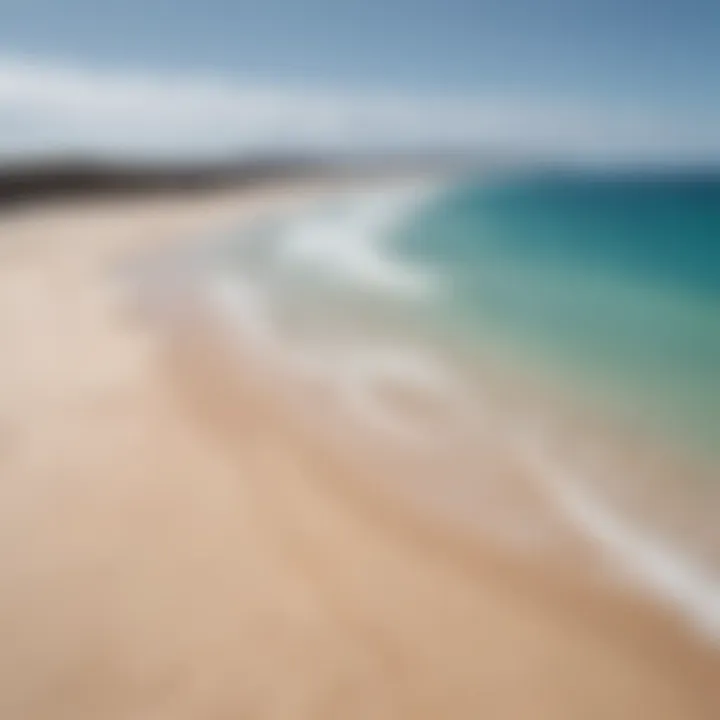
[{"xmin": 0, "ymin": 55, "xmax": 716, "ymax": 163}]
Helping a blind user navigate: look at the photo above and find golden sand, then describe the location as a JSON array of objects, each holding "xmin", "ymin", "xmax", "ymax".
[{"xmin": 0, "ymin": 188, "xmax": 716, "ymax": 719}]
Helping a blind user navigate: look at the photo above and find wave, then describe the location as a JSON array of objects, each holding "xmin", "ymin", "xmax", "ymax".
[
  {"xmin": 274, "ymin": 183, "xmax": 442, "ymax": 297},
  {"xmin": 210, "ymin": 269, "xmax": 472, "ymax": 447},
  {"xmin": 521, "ymin": 431, "xmax": 720, "ymax": 642}
]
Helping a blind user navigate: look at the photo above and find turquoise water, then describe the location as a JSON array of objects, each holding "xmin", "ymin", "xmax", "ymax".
[{"xmin": 394, "ymin": 172, "xmax": 720, "ymax": 458}]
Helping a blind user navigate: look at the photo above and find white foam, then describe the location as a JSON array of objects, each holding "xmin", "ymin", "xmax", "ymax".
[
  {"xmin": 276, "ymin": 184, "xmax": 440, "ymax": 297},
  {"xmin": 293, "ymin": 341, "xmax": 476, "ymax": 446},
  {"xmin": 209, "ymin": 270, "xmax": 457, "ymax": 445},
  {"xmin": 521, "ymin": 432, "xmax": 720, "ymax": 643}
]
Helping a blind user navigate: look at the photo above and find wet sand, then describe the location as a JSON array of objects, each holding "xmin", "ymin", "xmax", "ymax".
[{"xmin": 0, "ymin": 187, "xmax": 717, "ymax": 719}]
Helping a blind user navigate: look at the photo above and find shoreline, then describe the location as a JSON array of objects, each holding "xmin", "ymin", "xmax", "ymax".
[
  {"xmin": 151, "ymin": 253, "xmax": 720, "ymax": 644},
  {"xmin": 146, "ymin": 178, "xmax": 720, "ymax": 643},
  {"xmin": 0, "ymin": 186, "xmax": 717, "ymax": 717}
]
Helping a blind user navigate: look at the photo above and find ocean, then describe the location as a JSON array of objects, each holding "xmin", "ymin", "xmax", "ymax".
[{"xmin": 143, "ymin": 171, "xmax": 720, "ymax": 641}]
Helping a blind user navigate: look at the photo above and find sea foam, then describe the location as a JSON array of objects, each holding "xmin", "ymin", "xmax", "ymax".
[{"xmin": 276, "ymin": 184, "xmax": 440, "ymax": 297}]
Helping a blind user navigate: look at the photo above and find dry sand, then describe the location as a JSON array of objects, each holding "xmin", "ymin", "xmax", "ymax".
[{"xmin": 0, "ymin": 187, "xmax": 717, "ymax": 719}]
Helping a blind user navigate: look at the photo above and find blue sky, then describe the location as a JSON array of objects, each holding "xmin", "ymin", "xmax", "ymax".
[{"xmin": 0, "ymin": 0, "xmax": 718, "ymax": 160}]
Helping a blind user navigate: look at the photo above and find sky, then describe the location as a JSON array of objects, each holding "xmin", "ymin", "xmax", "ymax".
[{"xmin": 0, "ymin": 0, "xmax": 718, "ymax": 162}]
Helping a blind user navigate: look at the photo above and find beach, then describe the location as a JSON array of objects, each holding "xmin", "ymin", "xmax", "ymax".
[{"xmin": 0, "ymin": 185, "xmax": 717, "ymax": 719}]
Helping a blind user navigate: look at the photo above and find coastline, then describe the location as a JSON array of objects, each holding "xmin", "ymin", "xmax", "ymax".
[
  {"xmin": 0, "ymin": 185, "xmax": 717, "ymax": 718},
  {"xmin": 151, "ymin": 176, "xmax": 719, "ymax": 638}
]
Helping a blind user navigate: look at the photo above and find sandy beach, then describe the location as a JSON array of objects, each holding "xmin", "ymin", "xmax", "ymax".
[{"xmin": 0, "ymin": 186, "xmax": 717, "ymax": 719}]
